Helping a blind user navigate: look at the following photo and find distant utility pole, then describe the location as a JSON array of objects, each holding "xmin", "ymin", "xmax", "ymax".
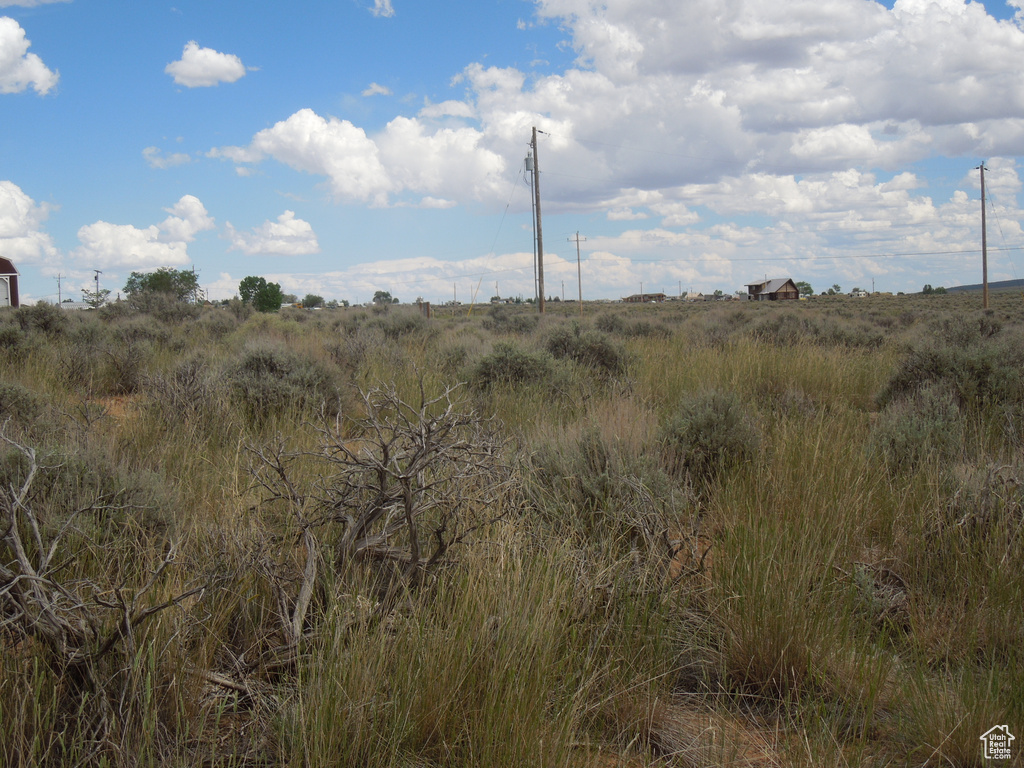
[
  {"xmin": 56, "ymin": 274, "xmax": 63, "ymax": 303},
  {"xmin": 93, "ymin": 269, "xmax": 102, "ymax": 297},
  {"xmin": 979, "ymin": 162, "xmax": 989, "ymax": 309},
  {"xmin": 532, "ymin": 126, "xmax": 546, "ymax": 314},
  {"xmin": 569, "ymin": 231, "xmax": 586, "ymax": 318}
]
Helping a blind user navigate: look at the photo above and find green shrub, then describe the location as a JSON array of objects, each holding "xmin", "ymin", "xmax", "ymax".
[
  {"xmin": 878, "ymin": 334, "xmax": 1024, "ymax": 412},
  {"xmin": 126, "ymin": 290, "xmax": 200, "ymax": 323},
  {"xmin": 544, "ymin": 323, "xmax": 627, "ymax": 376},
  {"xmin": 148, "ymin": 352, "xmax": 223, "ymax": 422},
  {"xmin": 0, "ymin": 323, "xmax": 29, "ymax": 362},
  {"xmin": 372, "ymin": 309, "xmax": 431, "ymax": 340},
  {"xmin": 483, "ymin": 305, "xmax": 539, "ymax": 335},
  {"xmin": 16, "ymin": 301, "xmax": 67, "ymax": 336},
  {"xmin": 594, "ymin": 313, "xmax": 626, "ymax": 334},
  {"xmin": 228, "ymin": 343, "xmax": 342, "ymax": 422},
  {"xmin": 226, "ymin": 297, "xmax": 254, "ymax": 321},
  {"xmin": 0, "ymin": 381, "xmax": 41, "ymax": 425},
  {"xmin": 100, "ymin": 337, "xmax": 152, "ymax": 395},
  {"xmin": 195, "ymin": 307, "xmax": 240, "ymax": 339},
  {"xmin": 472, "ymin": 342, "xmax": 555, "ymax": 390},
  {"xmin": 751, "ymin": 312, "xmax": 883, "ymax": 349},
  {"xmin": 868, "ymin": 383, "xmax": 965, "ymax": 473},
  {"xmin": 661, "ymin": 389, "xmax": 761, "ymax": 482},
  {"xmin": 110, "ymin": 315, "xmax": 171, "ymax": 345}
]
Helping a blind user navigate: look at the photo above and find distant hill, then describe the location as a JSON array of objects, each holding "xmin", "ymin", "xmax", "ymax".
[{"xmin": 947, "ymin": 278, "xmax": 1024, "ymax": 293}]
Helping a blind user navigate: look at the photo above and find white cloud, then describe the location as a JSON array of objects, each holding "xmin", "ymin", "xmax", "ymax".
[
  {"xmin": 143, "ymin": 146, "xmax": 191, "ymax": 169},
  {"xmin": 0, "ymin": 1, "xmax": 70, "ymax": 6},
  {"xmin": 213, "ymin": 107, "xmax": 506, "ymax": 207},
  {"xmin": 0, "ymin": 180, "xmax": 58, "ymax": 264},
  {"xmin": 419, "ymin": 99, "xmax": 476, "ymax": 120},
  {"xmin": 165, "ymin": 41, "xmax": 246, "ymax": 88},
  {"xmin": 204, "ymin": 0, "xmax": 1024, "ymax": 294},
  {"xmin": 370, "ymin": 0, "xmax": 394, "ymax": 18},
  {"xmin": 71, "ymin": 195, "xmax": 215, "ymax": 269},
  {"xmin": 0, "ymin": 16, "xmax": 58, "ymax": 95},
  {"xmin": 362, "ymin": 82, "xmax": 392, "ymax": 97},
  {"xmin": 225, "ymin": 210, "xmax": 320, "ymax": 256}
]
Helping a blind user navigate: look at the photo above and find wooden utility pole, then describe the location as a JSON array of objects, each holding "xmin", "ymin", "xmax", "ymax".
[
  {"xmin": 979, "ymin": 163, "xmax": 989, "ymax": 309},
  {"xmin": 532, "ymin": 127, "xmax": 545, "ymax": 314},
  {"xmin": 569, "ymin": 231, "xmax": 586, "ymax": 318},
  {"xmin": 55, "ymin": 274, "xmax": 63, "ymax": 303}
]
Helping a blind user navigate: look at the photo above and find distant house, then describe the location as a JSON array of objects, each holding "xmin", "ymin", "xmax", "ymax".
[
  {"xmin": 623, "ymin": 292, "xmax": 667, "ymax": 303},
  {"xmin": 850, "ymin": 288, "xmax": 869, "ymax": 298},
  {"xmin": 0, "ymin": 257, "xmax": 19, "ymax": 308},
  {"xmin": 745, "ymin": 278, "xmax": 799, "ymax": 301},
  {"xmin": 682, "ymin": 292, "xmax": 704, "ymax": 302}
]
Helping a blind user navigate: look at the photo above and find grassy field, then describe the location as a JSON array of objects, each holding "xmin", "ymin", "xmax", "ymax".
[{"xmin": 1, "ymin": 291, "xmax": 1022, "ymax": 767}]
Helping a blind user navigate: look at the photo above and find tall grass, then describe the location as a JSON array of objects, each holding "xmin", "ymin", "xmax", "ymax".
[{"xmin": 2, "ymin": 293, "xmax": 1022, "ymax": 766}]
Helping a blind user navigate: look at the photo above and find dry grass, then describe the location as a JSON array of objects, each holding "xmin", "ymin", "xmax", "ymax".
[{"xmin": 1, "ymin": 293, "xmax": 1022, "ymax": 766}]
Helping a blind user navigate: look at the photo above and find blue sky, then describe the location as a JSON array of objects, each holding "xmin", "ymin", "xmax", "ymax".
[{"xmin": 2, "ymin": 0, "xmax": 1024, "ymax": 304}]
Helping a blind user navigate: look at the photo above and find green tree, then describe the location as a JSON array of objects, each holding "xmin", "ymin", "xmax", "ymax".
[
  {"xmin": 124, "ymin": 267, "xmax": 199, "ymax": 302},
  {"xmin": 831, "ymin": 283, "xmax": 842, "ymax": 294},
  {"xmin": 373, "ymin": 290, "xmax": 394, "ymax": 306},
  {"xmin": 239, "ymin": 276, "xmax": 285, "ymax": 312},
  {"xmin": 80, "ymin": 286, "xmax": 110, "ymax": 308},
  {"xmin": 302, "ymin": 294, "xmax": 324, "ymax": 309},
  {"xmin": 795, "ymin": 281, "xmax": 814, "ymax": 296}
]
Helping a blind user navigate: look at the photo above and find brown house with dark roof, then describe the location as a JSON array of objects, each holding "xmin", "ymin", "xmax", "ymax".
[
  {"xmin": 622, "ymin": 292, "xmax": 667, "ymax": 303},
  {"xmin": 745, "ymin": 278, "xmax": 799, "ymax": 301},
  {"xmin": 0, "ymin": 257, "xmax": 19, "ymax": 308}
]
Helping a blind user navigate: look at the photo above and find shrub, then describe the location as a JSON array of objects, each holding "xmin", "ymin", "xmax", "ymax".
[
  {"xmin": 228, "ymin": 343, "xmax": 342, "ymax": 422},
  {"xmin": 594, "ymin": 313, "xmax": 626, "ymax": 334},
  {"xmin": 127, "ymin": 291, "xmax": 202, "ymax": 324},
  {"xmin": 148, "ymin": 352, "xmax": 223, "ymax": 422},
  {"xmin": 195, "ymin": 307, "xmax": 240, "ymax": 339},
  {"xmin": 0, "ymin": 323, "xmax": 28, "ymax": 362},
  {"xmin": 226, "ymin": 297, "xmax": 254, "ymax": 321},
  {"xmin": 878, "ymin": 334, "xmax": 1024, "ymax": 412},
  {"xmin": 544, "ymin": 323, "xmax": 627, "ymax": 376},
  {"xmin": 99, "ymin": 336, "xmax": 152, "ymax": 395},
  {"xmin": 661, "ymin": 389, "xmax": 761, "ymax": 483},
  {"xmin": 869, "ymin": 384, "xmax": 965, "ymax": 474},
  {"xmin": 0, "ymin": 381, "xmax": 41, "ymax": 426},
  {"xmin": 372, "ymin": 309, "xmax": 430, "ymax": 339},
  {"xmin": 483, "ymin": 305, "xmax": 539, "ymax": 335},
  {"xmin": 16, "ymin": 301, "xmax": 67, "ymax": 336},
  {"xmin": 471, "ymin": 342, "xmax": 554, "ymax": 390}
]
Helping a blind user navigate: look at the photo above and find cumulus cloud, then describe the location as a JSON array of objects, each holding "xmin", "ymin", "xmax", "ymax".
[
  {"xmin": 0, "ymin": 180, "xmax": 58, "ymax": 264},
  {"xmin": 143, "ymin": 146, "xmax": 191, "ymax": 169},
  {"xmin": 165, "ymin": 41, "xmax": 246, "ymax": 87},
  {"xmin": 71, "ymin": 195, "xmax": 215, "ymax": 269},
  {"xmin": 0, "ymin": 17, "xmax": 58, "ymax": 94},
  {"xmin": 225, "ymin": 210, "xmax": 320, "ymax": 256},
  {"xmin": 362, "ymin": 82, "xmax": 392, "ymax": 97},
  {"xmin": 370, "ymin": 0, "xmax": 394, "ymax": 18},
  {"xmin": 207, "ymin": 0, "xmax": 1024, "ymax": 291},
  {"xmin": 212, "ymin": 108, "xmax": 506, "ymax": 206}
]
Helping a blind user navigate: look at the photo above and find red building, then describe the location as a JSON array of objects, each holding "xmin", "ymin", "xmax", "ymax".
[{"xmin": 0, "ymin": 257, "xmax": 19, "ymax": 308}]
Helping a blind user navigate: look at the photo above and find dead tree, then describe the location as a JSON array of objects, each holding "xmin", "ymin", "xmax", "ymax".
[
  {"xmin": 247, "ymin": 381, "xmax": 516, "ymax": 651},
  {"xmin": 0, "ymin": 428, "xmax": 204, "ymax": 751}
]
